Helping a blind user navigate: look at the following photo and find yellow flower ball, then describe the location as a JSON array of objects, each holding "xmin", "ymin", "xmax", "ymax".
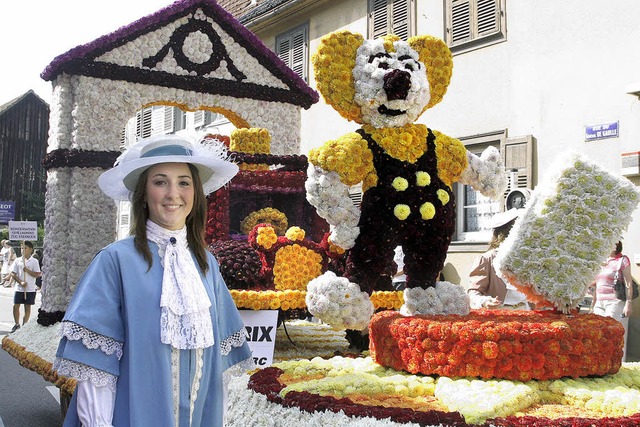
[
  {"xmin": 394, "ymin": 204, "xmax": 411, "ymax": 220},
  {"xmin": 416, "ymin": 171, "xmax": 431, "ymax": 186},
  {"xmin": 285, "ymin": 227, "xmax": 306, "ymax": 241},
  {"xmin": 437, "ymin": 189, "xmax": 450, "ymax": 205},
  {"xmin": 420, "ymin": 202, "xmax": 436, "ymax": 220},
  {"xmin": 392, "ymin": 177, "xmax": 409, "ymax": 191},
  {"xmin": 256, "ymin": 226, "xmax": 278, "ymax": 249}
]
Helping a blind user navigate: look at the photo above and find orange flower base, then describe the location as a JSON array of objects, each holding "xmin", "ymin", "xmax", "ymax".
[{"xmin": 369, "ymin": 309, "xmax": 624, "ymax": 381}]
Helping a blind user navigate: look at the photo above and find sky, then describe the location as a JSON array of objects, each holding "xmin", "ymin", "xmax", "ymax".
[{"xmin": 0, "ymin": 0, "xmax": 176, "ymax": 106}]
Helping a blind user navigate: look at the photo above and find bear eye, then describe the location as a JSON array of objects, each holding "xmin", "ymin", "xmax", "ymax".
[
  {"xmin": 398, "ymin": 55, "xmax": 420, "ymax": 71},
  {"xmin": 368, "ymin": 52, "xmax": 391, "ymax": 63},
  {"xmin": 379, "ymin": 62, "xmax": 389, "ymax": 70},
  {"xmin": 404, "ymin": 63, "xmax": 414, "ymax": 71}
]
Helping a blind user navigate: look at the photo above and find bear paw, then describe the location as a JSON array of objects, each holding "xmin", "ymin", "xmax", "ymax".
[
  {"xmin": 306, "ymin": 271, "xmax": 374, "ymax": 331},
  {"xmin": 400, "ymin": 281, "xmax": 470, "ymax": 316}
]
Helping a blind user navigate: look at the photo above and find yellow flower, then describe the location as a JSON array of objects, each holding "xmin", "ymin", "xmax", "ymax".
[
  {"xmin": 363, "ymin": 124, "xmax": 428, "ymax": 164},
  {"xmin": 392, "ymin": 177, "xmax": 409, "ymax": 191},
  {"xmin": 240, "ymin": 208, "xmax": 288, "ymax": 235},
  {"xmin": 416, "ymin": 171, "xmax": 431, "ymax": 186},
  {"xmin": 432, "ymin": 130, "xmax": 468, "ymax": 186},
  {"xmin": 437, "ymin": 189, "xmax": 450, "ymax": 205},
  {"xmin": 230, "ymin": 127, "xmax": 271, "ymax": 154},
  {"xmin": 256, "ymin": 226, "xmax": 278, "ymax": 249},
  {"xmin": 285, "ymin": 227, "xmax": 305, "ymax": 241},
  {"xmin": 308, "ymin": 133, "xmax": 374, "ymax": 186},
  {"xmin": 420, "ymin": 202, "xmax": 436, "ymax": 220},
  {"xmin": 394, "ymin": 204, "xmax": 410, "ymax": 220}
]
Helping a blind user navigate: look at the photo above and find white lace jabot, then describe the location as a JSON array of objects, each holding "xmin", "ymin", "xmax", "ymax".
[{"xmin": 146, "ymin": 220, "xmax": 214, "ymax": 350}]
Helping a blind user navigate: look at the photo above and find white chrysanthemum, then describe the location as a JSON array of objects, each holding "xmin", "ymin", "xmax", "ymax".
[
  {"xmin": 400, "ymin": 282, "xmax": 470, "ymax": 316},
  {"xmin": 459, "ymin": 146, "xmax": 508, "ymax": 200},
  {"xmin": 495, "ymin": 151, "xmax": 640, "ymax": 311},
  {"xmin": 306, "ymin": 271, "xmax": 374, "ymax": 331}
]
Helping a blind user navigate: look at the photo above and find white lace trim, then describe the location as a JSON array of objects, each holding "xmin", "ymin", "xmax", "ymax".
[
  {"xmin": 171, "ymin": 348, "xmax": 180, "ymax": 427},
  {"xmin": 59, "ymin": 322, "xmax": 123, "ymax": 360},
  {"xmin": 190, "ymin": 348, "xmax": 204, "ymax": 425},
  {"xmin": 147, "ymin": 220, "xmax": 214, "ymax": 350},
  {"xmin": 53, "ymin": 358, "xmax": 118, "ymax": 392},
  {"xmin": 220, "ymin": 329, "xmax": 247, "ymax": 357},
  {"xmin": 222, "ymin": 357, "xmax": 256, "ymax": 396}
]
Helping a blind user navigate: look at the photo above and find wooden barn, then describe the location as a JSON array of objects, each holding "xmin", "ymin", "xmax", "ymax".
[{"xmin": 0, "ymin": 90, "xmax": 49, "ymax": 224}]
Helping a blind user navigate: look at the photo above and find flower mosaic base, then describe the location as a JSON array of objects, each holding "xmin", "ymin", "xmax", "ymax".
[
  {"xmin": 369, "ymin": 310, "xmax": 624, "ymax": 381},
  {"xmin": 233, "ymin": 355, "xmax": 640, "ymax": 427}
]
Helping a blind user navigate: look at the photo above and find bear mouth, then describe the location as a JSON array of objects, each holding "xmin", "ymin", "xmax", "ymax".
[{"xmin": 378, "ymin": 105, "xmax": 406, "ymax": 116}]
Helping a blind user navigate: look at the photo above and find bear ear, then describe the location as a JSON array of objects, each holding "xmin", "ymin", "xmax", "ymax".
[
  {"xmin": 312, "ymin": 30, "xmax": 364, "ymax": 124},
  {"xmin": 408, "ymin": 35, "xmax": 453, "ymax": 110}
]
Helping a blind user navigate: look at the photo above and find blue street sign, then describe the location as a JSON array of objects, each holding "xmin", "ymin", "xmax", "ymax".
[
  {"xmin": 0, "ymin": 201, "xmax": 15, "ymax": 223},
  {"xmin": 585, "ymin": 122, "xmax": 618, "ymax": 141}
]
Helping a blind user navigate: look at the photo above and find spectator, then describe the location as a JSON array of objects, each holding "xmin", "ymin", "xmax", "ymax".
[
  {"xmin": 1, "ymin": 239, "xmax": 16, "ymax": 287},
  {"xmin": 10, "ymin": 240, "xmax": 41, "ymax": 332}
]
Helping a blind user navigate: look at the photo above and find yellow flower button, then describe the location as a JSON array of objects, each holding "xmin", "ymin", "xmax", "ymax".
[
  {"xmin": 416, "ymin": 171, "xmax": 431, "ymax": 186},
  {"xmin": 437, "ymin": 189, "xmax": 450, "ymax": 205},
  {"xmin": 392, "ymin": 177, "xmax": 409, "ymax": 191},
  {"xmin": 420, "ymin": 202, "xmax": 436, "ymax": 220},
  {"xmin": 394, "ymin": 204, "xmax": 411, "ymax": 220}
]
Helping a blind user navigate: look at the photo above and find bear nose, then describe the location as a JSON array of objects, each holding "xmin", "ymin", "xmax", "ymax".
[{"xmin": 383, "ymin": 69, "xmax": 412, "ymax": 101}]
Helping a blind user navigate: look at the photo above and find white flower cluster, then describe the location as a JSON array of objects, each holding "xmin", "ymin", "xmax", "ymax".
[
  {"xmin": 8, "ymin": 322, "xmax": 61, "ymax": 364},
  {"xmin": 458, "ymin": 146, "xmax": 508, "ymax": 200},
  {"xmin": 274, "ymin": 320, "xmax": 350, "ymax": 362},
  {"xmin": 353, "ymin": 39, "xmax": 430, "ymax": 128},
  {"xmin": 305, "ymin": 165, "xmax": 360, "ymax": 249},
  {"xmin": 305, "ymin": 271, "xmax": 374, "ymax": 331},
  {"xmin": 495, "ymin": 151, "xmax": 640, "ymax": 311},
  {"xmin": 400, "ymin": 281, "xmax": 470, "ymax": 316},
  {"xmin": 436, "ymin": 377, "xmax": 542, "ymax": 425}
]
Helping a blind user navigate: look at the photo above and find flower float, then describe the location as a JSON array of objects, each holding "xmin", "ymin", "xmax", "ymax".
[
  {"xmin": 305, "ymin": 30, "xmax": 508, "ymax": 329},
  {"xmin": 230, "ymin": 127, "xmax": 271, "ymax": 171},
  {"xmin": 228, "ymin": 355, "xmax": 640, "ymax": 426},
  {"xmin": 495, "ymin": 151, "xmax": 640, "ymax": 311},
  {"xmin": 369, "ymin": 310, "xmax": 623, "ymax": 381}
]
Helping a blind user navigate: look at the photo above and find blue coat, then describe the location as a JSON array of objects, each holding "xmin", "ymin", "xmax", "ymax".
[{"xmin": 56, "ymin": 237, "xmax": 252, "ymax": 426}]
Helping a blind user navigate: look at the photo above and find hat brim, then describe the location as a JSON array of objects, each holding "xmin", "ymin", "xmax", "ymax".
[
  {"xmin": 98, "ymin": 155, "xmax": 238, "ymax": 201},
  {"xmin": 489, "ymin": 208, "xmax": 522, "ymax": 229}
]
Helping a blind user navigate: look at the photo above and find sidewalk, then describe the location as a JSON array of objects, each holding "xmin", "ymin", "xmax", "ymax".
[{"xmin": 0, "ymin": 283, "xmax": 42, "ymax": 336}]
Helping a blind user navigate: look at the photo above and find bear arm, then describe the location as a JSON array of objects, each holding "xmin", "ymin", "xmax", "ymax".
[
  {"xmin": 432, "ymin": 130, "xmax": 468, "ymax": 186},
  {"xmin": 308, "ymin": 132, "xmax": 374, "ymax": 186}
]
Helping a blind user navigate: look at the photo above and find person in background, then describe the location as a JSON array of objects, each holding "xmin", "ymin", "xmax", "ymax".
[
  {"xmin": 466, "ymin": 209, "xmax": 529, "ymax": 310},
  {"xmin": 9, "ymin": 240, "xmax": 41, "ymax": 332},
  {"xmin": 53, "ymin": 134, "xmax": 253, "ymax": 427},
  {"xmin": 1, "ymin": 239, "xmax": 16, "ymax": 287},
  {"xmin": 33, "ymin": 248, "xmax": 43, "ymax": 290},
  {"xmin": 591, "ymin": 240, "xmax": 633, "ymax": 360},
  {"xmin": 392, "ymin": 246, "xmax": 406, "ymax": 291}
]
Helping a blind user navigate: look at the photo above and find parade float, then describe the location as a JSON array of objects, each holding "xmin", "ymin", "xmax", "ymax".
[{"xmin": 3, "ymin": 1, "xmax": 640, "ymax": 426}]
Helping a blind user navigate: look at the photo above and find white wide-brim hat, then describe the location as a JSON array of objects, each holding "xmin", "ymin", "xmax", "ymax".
[
  {"xmin": 98, "ymin": 134, "xmax": 238, "ymax": 201},
  {"xmin": 489, "ymin": 208, "xmax": 522, "ymax": 229}
]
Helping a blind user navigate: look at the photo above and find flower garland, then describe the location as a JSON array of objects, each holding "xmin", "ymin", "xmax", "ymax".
[
  {"xmin": 235, "ymin": 354, "xmax": 640, "ymax": 427},
  {"xmin": 240, "ymin": 208, "xmax": 288, "ymax": 235},
  {"xmin": 230, "ymin": 289, "xmax": 307, "ymax": 310},
  {"xmin": 369, "ymin": 310, "xmax": 624, "ymax": 382},
  {"xmin": 495, "ymin": 152, "xmax": 640, "ymax": 311},
  {"xmin": 231, "ymin": 128, "xmax": 271, "ymax": 171}
]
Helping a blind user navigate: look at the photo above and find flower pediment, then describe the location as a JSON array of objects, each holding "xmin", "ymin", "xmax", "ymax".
[{"xmin": 41, "ymin": 0, "xmax": 318, "ymax": 109}]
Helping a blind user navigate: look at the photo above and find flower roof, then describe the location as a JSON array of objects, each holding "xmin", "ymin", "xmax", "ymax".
[{"xmin": 40, "ymin": 0, "xmax": 318, "ymax": 109}]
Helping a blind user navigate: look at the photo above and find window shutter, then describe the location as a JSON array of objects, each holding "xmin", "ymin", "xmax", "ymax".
[
  {"xmin": 391, "ymin": 0, "xmax": 410, "ymax": 40},
  {"xmin": 276, "ymin": 25, "xmax": 308, "ymax": 82},
  {"xmin": 163, "ymin": 106, "xmax": 174, "ymax": 133},
  {"xmin": 477, "ymin": 0, "xmax": 500, "ymax": 37},
  {"xmin": 449, "ymin": 0, "xmax": 472, "ymax": 46},
  {"xmin": 276, "ymin": 37, "xmax": 290, "ymax": 64},
  {"xmin": 501, "ymin": 135, "xmax": 534, "ymax": 197},
  {"xmin": 173, "ymin": 107, "xmax": 186, "ymax": 131},
  {"xmin": 194, "ymin": 110, "xmax": 205, "ymax": 128},
  {"xmin": 136, "ymin": 108, "xmax": 152, "ymax": 139},
  {"xmin": 369, "ymin": 0, "xmax": 390, "ymax": 39}
]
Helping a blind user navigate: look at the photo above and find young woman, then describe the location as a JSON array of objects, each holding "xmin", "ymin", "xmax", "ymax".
[{"xmin": 54, "ymin": 134, "xmax": 253, "ymax": 426}]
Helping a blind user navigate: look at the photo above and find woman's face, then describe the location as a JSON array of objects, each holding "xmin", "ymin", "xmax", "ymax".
[{"xmin": 145, "ymin": 162, "xmax": 194, "ymax": 230}]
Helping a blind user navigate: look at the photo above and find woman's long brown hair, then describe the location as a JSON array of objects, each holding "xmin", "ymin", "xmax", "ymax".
[{"xmin": 129, "ymin": 163, "xmax": 209, "ymax": 272}]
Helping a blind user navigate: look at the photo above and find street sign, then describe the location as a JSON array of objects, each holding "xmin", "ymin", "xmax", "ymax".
[
  {"xmin": 0, "ymin": 201, "xmax": 15, "ymax": 223},
  {"xmin": 585, "ymin": 122, "xmax": 618, "ymax": 141}
]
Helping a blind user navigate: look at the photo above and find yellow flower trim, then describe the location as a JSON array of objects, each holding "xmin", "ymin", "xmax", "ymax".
[
  {"xmin": 370, "ymin": 291, "xmax": 404, "ymax": 310},
  {"xmin": 256, "ymin": 226, "xmax": 278, "ymax": 249},
  {"xmin": 437, "ymin": 189, "xmax": 450, "ymax": 205},
  {"xmin": 240, "ymin": 208, "xmax": 288, "ymax": 236},
  {"xmin": 308, "ymin": 132, "xmax": 375, "ymax": 186},
  {"xmin": 432, "ymin": 130, "xmax": 468, "ymax": 186},
  {"xmin": 284, "ymin": 227, "xmax": 305, "ymax": 241},
  {"xmin": 363, "ymin": 124, "xmax": 428, "ymax": 164},
  {"xmin": 312, "ymin": 30, "xmax": 363, "ymax": 123},
  {"xmin": 408, "ymin": 35, "xmax": 454, "ymax": 111},
  {"xmin": 416, "ymin": 171, "xmax": 430, "ymax": 186},
  {"xmin": 230, "ymin": 290, "xmax": 308, "ymax": 311},
  {"xmin": 273, "ymin": 245, "xmax": 324, "ymax": 291},
  {"xmin": 394, "ymin": 204, "xmax": 410, "ymax": 220},
  {"xmin": 231, "ymin": 127, "xmax": 271, "ymax": 171},
  {"xmin": 392, "ymin": 177, "xmax": 409, "ymax": 191},
  {"xmin": 420, "ymin": 202, "xmax": 436, "ymax": 220}
]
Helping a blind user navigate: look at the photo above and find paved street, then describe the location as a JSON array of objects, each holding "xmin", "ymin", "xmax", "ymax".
[{"xmin": 0, "ymin": 285, "xmax": 62, "ymax": 427}]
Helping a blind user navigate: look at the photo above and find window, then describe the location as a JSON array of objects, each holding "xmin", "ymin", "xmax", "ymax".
[
  {"xmin": 445, "ymin": 0, "xmax": 506, "ymax": 53},
  {"xmin": 275, "ymin": 23, "xmax": 309, "ymax": 82},
  {"xmin": 453, "ymin": 131, "xmax": 534, "ymax": 242},
  {"xmin": 193, "ymin": 110, "xmax": 220, "ymax": 128},
  {"xmin": 368, "ymin": 0, "xmax": 415, "ymax": 40}
]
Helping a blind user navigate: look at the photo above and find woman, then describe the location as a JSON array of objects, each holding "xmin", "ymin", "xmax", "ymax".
[
  {"xmin": 591, "ymin": 241, "xmax": 634, "ymax": 359},
  {"xmin": 54, "ymin": 134, "xmax": 253, "ymax": 426},
  {"xmin": 466, "ymin": 209, "xmax": 529, "ymax": 310},
  {"xmin": 1, "ymin": 239, "xmax": 16, "ymax": 287}
]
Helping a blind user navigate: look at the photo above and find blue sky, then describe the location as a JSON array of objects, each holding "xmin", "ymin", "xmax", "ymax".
[{"xmin": 0, "ymin": 0, "xmax": 173, "ymax": 105}]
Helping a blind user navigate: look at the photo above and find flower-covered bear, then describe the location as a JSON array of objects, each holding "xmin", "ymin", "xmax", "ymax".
[{"xmin": 305, "ymin": 31, "xmax": 507, "ymax": 330}]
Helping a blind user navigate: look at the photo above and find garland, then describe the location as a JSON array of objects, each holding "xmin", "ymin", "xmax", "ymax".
[
  {"xmin": 42, "ymin": 148, "xmax": 120, "ymax": 170},
  {"xmin": 240, "ymin": 208, "xmax": 288, "ymax": 235}
]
